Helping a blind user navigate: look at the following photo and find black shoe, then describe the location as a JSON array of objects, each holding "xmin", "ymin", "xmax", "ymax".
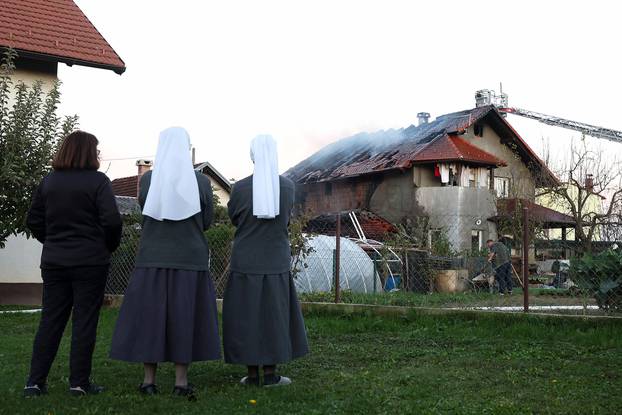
[
  {"xmin": 172, "ymin": 384, "xmax": 195, "ymax": 397},
  {"xmin": 69, "ymin": 383, "xmax": 104, "ymax": 396},
  {"xmin": 239, "ymin": 376, "xmax": 260, "ymax": 386},
  {"xmin": 23, "ymin": 384, "xmax": 47, "ymax": 398},
  {"xmin": 139, "ymin": 383, "xmax": 159, "ymax": 395}
]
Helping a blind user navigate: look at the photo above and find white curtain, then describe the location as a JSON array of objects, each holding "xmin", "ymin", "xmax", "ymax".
[
  {"xmin": 461, "ymin": 166, "xmax": 471, "ymax": 187},
  {"xmin": 478, "ymin": 168, "xmax": 490, "ymax": 188},
  {"xmin": 439, "ymin": 164, "xmax": 450, "ymax": 184}
]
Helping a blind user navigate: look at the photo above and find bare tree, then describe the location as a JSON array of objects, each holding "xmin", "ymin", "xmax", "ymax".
[{"xmin": 538, "ymin": 139, "xmax": 622, "ymax": 254}]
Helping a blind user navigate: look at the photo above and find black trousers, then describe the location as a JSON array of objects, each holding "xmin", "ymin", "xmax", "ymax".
[
  {"xmin": 495, "ymin": 262, "xmax": 513, "ymax": 293},
  {"xmin": 27, "ymin": 265, "xmax": 108, "ymax": 387}
]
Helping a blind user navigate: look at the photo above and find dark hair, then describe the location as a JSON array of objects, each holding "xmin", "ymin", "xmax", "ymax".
[
  {"xmin": 486, "ymin": 239, "xmax": 494, "ymax": 244},
  {"xmin": 52, "ymin": 131, "xmax": 100, "ymax": 171}
]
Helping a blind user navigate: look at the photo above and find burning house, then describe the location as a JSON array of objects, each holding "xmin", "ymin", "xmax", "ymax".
[{"xmin": 285, "ymin": 105, "xmax": 567, "ymax": 252}]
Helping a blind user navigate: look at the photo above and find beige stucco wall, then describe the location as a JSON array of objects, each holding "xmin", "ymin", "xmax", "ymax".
[
  {"xmin": 208, "ymin": 179, "xmax": 230, "ymax": 205},
  {"xmin": 462, "ymin": 125, "xmax": 536, "ymax": 200},
  {"xmin": 0, "ymin": 235, "xmax": 43, "ymax": 283}
]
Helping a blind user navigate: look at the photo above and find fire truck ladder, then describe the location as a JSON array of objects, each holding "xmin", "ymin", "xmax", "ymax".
[{"xmin": 498, "ymin": 107, "xmax": 622, "ymax": 144}]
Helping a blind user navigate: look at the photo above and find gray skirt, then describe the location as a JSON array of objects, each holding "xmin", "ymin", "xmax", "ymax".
[
  {"xmin": 110, "ymin": 267, "xmax": 221, "ymax": 363},
  {"xmin": 223, "ymin": 272, "xmax": 309, "ymax": 365}
]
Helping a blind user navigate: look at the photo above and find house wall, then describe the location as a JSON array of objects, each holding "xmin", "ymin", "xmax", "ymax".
[
  {"xmin": 414, "ymin": 186, "xmax": 498, "ymax": 252},
  {"xmin": 210, "ymin": 180, "xmax": 230, "ymax": 205},
  {"xmin": 537, "ymin": 184, "xmax": 604, "ymax": 241},
  {"xmin": 412, "ymin": 165, "xmax": 438, "ymax": 187},
  {"xmin": 463, "ymin": 125, "xmax": 536, "ymax": 200},
  {"xmin": 295, "ymin": 176, "xmax": 382, "ymax": 216},
  {"xmin": 296, "ymin": 169, "xmax": 499, "ymax": 252}
]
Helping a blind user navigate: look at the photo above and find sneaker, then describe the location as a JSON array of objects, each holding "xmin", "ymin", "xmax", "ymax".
[
  {"xmin": 263, "ymin": 375, "xmax": 292, "ymax": 387},
  {"xmin": 69, "ymin": 383, "xmax": 104, "ymax": 397},
  {"xmin": 240, "ymin": 376, "xmax": 260, "ymax": 387},
  {"xmin": 172, "ymin": 384, "xmax": 195, "ymax": 397},
  {"xmin": 139, "ymin": 383, "xmax": 159, "ymax": 395},
  {"xmin": 23, "ymin": 384, "xmax": 47, "ymax": 398}
]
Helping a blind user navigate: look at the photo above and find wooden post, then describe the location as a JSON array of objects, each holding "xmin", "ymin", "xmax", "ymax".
[
  {"xmin": 335, "ymin": 213, "xmax": 341, "ymax": 303},
  {"xmin": 522, "ymin": 207, "xmax": 529, "ymax": 313}
]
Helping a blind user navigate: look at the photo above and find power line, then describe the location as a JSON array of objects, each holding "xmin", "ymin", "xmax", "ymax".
[{"xmin": 101, "ymin": 155, "xmax": 155, "ymax": 161}]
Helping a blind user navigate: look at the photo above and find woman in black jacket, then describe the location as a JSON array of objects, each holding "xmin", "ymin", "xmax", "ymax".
[{"xmin": 23, "ymin": 131, "xmax": 122, "ymax": 397}]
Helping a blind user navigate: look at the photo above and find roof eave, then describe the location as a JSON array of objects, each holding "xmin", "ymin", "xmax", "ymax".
[{"xmin": 8, "ymin": 48, "xmax": 126, "ymax": 75}]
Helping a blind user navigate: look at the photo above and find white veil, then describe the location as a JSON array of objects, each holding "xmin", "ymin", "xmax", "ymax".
[
  {"xmin": 142, "ymin": 127, "xmax": 200, "ymax": 221},
  {"xmin": 251, "ymin": 135, "xmax": 280, "ymax": 219}
]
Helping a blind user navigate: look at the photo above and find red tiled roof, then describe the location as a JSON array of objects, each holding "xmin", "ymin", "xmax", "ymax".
[
  {"xmin": 0, "ymin": 0, "xmax": 125, "ymax": 73},
  {"xmin": 491, "ymin": 198, "xmax": 576, "ymax": 229},
  {"xmin": 111, "ymin": 175, "xmax": 138, "ymax": 197},
  {"xmin": 413, "ymin": 134, "xmax": 507, "ymax": 166}
]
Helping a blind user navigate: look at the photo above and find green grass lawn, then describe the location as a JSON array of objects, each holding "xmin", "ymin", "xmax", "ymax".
[{"xmin": 1, "ymin": 309, "xmax": 621, "ymax": 414}]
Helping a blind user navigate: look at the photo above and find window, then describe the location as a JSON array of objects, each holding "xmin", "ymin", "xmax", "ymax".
[
  {"xmin": 494, "ymin": 177, "xmax": 510, "ymax": 198},
  {"xmin": 471, "ymin": 230, "xmax": 483, "ymax": 252}
]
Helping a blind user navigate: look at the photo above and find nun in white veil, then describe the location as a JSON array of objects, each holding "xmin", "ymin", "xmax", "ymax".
[
  {"xmin": 223, "ymin": 135, "xmax": 309, "ymax": 387},
  {"xmin": 110, "ymin": 127, "xmax": 221, "ymax": 397}
]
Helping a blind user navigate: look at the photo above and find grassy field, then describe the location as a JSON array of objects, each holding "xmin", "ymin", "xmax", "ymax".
[{"xmin": 1, "ymin": 308, "xmax": 621, "ymax": 414}]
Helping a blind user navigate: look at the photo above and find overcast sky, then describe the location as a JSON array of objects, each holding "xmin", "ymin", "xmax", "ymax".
[{"xmin": 58, "ymin": 0, "xmax": 622, "ymax": 181}]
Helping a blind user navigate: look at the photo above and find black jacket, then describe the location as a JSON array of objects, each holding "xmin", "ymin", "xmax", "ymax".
[{"xmin": 27, "ymin": 170, "xmax": 122, "ymax": 269}]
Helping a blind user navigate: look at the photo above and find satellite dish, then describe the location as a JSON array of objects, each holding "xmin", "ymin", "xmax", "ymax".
[{"xmin": 475, "ymin": 219, "xmax": 482, "ymax": 226}]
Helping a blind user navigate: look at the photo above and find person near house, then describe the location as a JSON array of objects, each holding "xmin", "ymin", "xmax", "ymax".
[
  {"xmin": 109, "ymin": 127, "xmax": 220, "ymax": 396},
  {"xmin": 24, "ymin": 131, "xmax": 122, "ymax": 397},
  {"xmin": 223, "ymin": 134, "xmax": 309, "ymax": 387},
  {"xmin": 487, "ymin": 239, "xmax": 512, "ymax": 295}
]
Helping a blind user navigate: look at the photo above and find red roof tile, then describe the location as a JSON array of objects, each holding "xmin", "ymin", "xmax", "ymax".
[
  {"xmin": 413, "ymin": 134, "xmax": 507, "ymax": 166},
  {"xmin": 111, "ymin": 175, "xmax": 138, "ymax": 197},
  {"xmin": 0, "ymin": 0, "xmax": 125, "ymax": 73}
]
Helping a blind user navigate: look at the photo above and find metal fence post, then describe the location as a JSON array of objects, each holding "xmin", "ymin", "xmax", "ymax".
[
  {"xmin": 335, "ymin": 213, "xmax": 341, "ymax": 303},
  {"xmin": 522, "ymin": 207, "xmax": 529, "ymax": 313}
]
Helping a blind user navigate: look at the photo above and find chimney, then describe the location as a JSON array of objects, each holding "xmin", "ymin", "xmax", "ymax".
[
  {"xmin": 136, "ymin": 159, "xmax": 153, "ymax": 197},
  {"xmin": 136, "ymin": 159, "xmax": 153, "ymax": 176},
  {"xmin": 585, "ymin": 174, "xmax": 594, "ymax": 192},
  {"xmin": 417, "ymin": 112, "xmax": 430, "ymax": 126}
]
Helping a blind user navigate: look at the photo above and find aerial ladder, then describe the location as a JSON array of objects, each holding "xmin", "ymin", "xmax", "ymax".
[{"xmin": 474, "ymin": 89, "xmax": 622, "ymax": 144}]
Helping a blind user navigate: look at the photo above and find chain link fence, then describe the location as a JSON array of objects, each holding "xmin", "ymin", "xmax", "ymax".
[{"xmin": 107, "ymin": 197, "xmax": 622, "ymax": 315}]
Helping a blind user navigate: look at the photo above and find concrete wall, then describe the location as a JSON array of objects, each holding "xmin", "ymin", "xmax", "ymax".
[
  {"xmin": 462, "ymin": 124, "xmax": 536, "ymax": 200},
  {"xmin": 414, "ymin": 186, "xmax": 498, "ymax": 252},
  {"xmin": 412, "ymin": 165, "xmax": 438, "ymax": 187}
]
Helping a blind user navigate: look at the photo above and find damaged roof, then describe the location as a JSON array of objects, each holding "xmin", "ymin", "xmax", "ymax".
[{"xmin": 285, "ymin": 105, "xmax": 557, "ymax": 185}]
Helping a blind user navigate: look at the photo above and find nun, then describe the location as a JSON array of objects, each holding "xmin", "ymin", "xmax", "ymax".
[
  {"xmin": 223, "ymin": 135, "xmax": 309, "ymax": 387},
  {"xmin": 110, "ymin": 127, "xmax": 220, "ymax": 396}
]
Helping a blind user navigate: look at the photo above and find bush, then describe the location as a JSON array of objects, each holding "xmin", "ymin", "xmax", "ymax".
[{"xmin": 570, "ymin": 249, "xmax": 622, "ymax": 312}]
